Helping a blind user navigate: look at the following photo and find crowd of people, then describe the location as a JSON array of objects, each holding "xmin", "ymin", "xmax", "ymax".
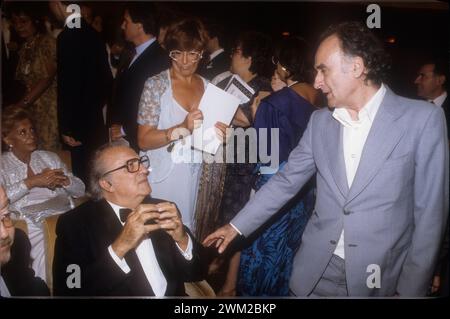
[{"xmin": 0, "ymin": 1, "xmax": 448, "ymax": 298}]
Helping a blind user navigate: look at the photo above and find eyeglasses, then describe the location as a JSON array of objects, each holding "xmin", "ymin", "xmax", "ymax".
[
  {"xmin": 271, "ymin": 56, "xmax": 288, "ymax": 73},
  {"xmin": 169, "ymin": 50, "xmax": 203, "ymax": 63},
  {"xmin": 102, "ymin": 155, "xmax": 150, "ymax": 177},
  {"xmin": 0, "ymin": 213, "xmax": 14, "ymax": 228}
]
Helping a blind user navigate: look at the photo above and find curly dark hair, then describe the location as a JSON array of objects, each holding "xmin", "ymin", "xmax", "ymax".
[
  {"xmin": 125, "ymin": 2, "xmax": 158, "ymax": 36},
  {"xmin": 8, "ymin": 1, "xmax": 47, "ymax": 35},
  {"xmin": 275, "ymin": 36, "xmax": 314, "ymax": 83},
  {"xmin": 319, "ymin": 21, "xmax": 391, "ymax": 85},
  {"xmin": 236, "ymin": 31, "xmax": 272, "ymax": 78}
]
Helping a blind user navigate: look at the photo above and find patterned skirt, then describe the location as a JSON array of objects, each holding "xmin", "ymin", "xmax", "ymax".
[{"xmin": 237, "ymin": 164, "xmax": 314, "ymax": 296}]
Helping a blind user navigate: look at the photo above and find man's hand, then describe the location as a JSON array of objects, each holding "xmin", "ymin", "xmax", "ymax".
[
  {"xmin": 111, "ymin": 204, "xmax": 161, "ymax": 258},
  {"xmin": 156, "ymin": 202, "xmax": 188, "ymax": 250},
  {"xmin": 202, "ymin": 224, "xmax": 238, "ymax": 254},
  {"xmin": 431, "ymin": 275, "xmax": 441, "ymax": 294},
  {"xmin": 62, "ymin": 134, "xmax": 82, "ymax": 147},
  {"xmin": 215, "ymin": 121, "xmax": 232, "ymax": 144},
  {"xmin": 109, "ymin": 124, "xmax": 124, "ymax": 141}
]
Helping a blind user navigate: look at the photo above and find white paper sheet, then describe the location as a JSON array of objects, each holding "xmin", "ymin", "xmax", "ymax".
[{"xmin": 192, "ymin": 83, "xmax": 240, "ymax": 154}]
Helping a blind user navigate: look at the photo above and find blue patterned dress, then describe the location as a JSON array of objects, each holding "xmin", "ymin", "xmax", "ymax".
[{"xmin": 237, "ymin": 87, "xmax": 316, "ymax": 296}]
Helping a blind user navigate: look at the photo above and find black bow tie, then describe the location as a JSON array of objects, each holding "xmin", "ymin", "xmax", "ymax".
[{"xmin": 119, "ymin": 208, "xmax": 132, "ymax": 223}]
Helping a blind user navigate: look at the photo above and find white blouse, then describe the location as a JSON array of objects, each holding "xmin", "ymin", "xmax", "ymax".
[{"xmin": 0, "ymin": 150, "xmax": 85, "ymax": 223}]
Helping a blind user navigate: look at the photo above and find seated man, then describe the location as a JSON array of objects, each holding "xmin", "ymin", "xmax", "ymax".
[
  {"xmin": 52, "ymin": 143, "xmax": 207, "ymax": 296},
  {"xmin": 0, "ymin": 186, "xmax": 49, "ymax": 297}
]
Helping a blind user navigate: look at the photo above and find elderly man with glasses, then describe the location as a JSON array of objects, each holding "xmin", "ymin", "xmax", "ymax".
[
  {"xmin": 52, "ymin": 142, "xmax": 207, "ymax": 296},
  {"xmin": 0, "ymin": 185, "xmax": 49, "ymax": 297}
]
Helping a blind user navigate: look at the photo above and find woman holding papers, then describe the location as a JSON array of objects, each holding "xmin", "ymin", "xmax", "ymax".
[
  {"xmin": 137, "ymin": 18, "xmax": 228, "ymax": 234},
  {"xmin": 220, "ymin": 36, "xmax": 319, "ymax": 296},
  {"xmin": 213, "ymin": 31, "xmax": 272, "ymax": 295},
  {"xmin": 0, "ymin": 106, "xmax": 85, "ymax": 282}
]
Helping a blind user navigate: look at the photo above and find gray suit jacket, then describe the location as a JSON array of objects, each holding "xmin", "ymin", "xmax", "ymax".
[{"xmin": 232, "ymin": 88, "xmax": 449, "ymax": 296}]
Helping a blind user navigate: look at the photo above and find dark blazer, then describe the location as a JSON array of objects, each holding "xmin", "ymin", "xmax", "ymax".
[
  {"xmin": 1, "ymin": 229, "xmax": 50, "ymax": 296},
  {"xmin": 198, "ymin": 50, "xmax": 231, "ymax": 81},
  {"xmin": 57, "ymin": 18, "xmax": 112, "ymax": 148},
  {"xmin": 52, "ymin": 197, "xmax": 207, "ymax": 296},
  {"xmin": 108, "ymin": 40, "xmax": 169, "ymax": 152}
]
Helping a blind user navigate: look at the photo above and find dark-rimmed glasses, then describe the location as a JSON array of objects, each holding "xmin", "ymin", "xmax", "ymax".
[
  {"xmin": 169, "ymin": 50, "xmax": 203, "ymax": 63},
  {"xmin": 102, "ymin": 155, "xmax": 150, "ymax": 177},
  {"xmin": 0, "ymin": 213, "xmax": 14, "ymax": 228}
]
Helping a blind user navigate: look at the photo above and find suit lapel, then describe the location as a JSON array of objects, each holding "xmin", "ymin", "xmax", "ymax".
[
  {"xmin": 324, "ymin": 114, "xmax": 349, "ymax": 199},
  {"xmin": 127, "ymin": 40, "xmax": 158, "ymax": 72},
  {"xmin": 346, "ymin": 88, "xmax": 405, "ymax": 204}
]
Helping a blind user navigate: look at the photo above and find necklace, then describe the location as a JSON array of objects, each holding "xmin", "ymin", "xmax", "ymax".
[{"xmin": 287, "ymin": 81, "xmax": 299, "ymax": 88}]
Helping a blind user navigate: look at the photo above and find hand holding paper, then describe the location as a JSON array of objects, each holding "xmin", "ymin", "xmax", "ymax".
[{"xmin": 192, "ymin": 84, "xmax": 240, "ymax": 154}]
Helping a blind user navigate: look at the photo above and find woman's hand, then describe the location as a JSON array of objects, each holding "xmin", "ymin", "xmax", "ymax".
[
  {"xmin": 182, "ymin": 110, "xmax": 203, "ymax": 133},
  {"xmin": 215, "ymin": 121, "xmax": 232, "ymax": 144},
  {"xmin": 25, "ymin": 168, "xmax": 69, "ymax": 190}
]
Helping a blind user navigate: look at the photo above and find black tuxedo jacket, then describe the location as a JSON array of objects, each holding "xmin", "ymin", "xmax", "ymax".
[
  {"xmin": 108, "ymin": 41, "xmax": 169, "ymax": 151},
  {"xmin": 1, "ymin": 229, "xmax": 50, "ymax": 296},
  {"xmin": 57, "ymin": 19, "xmax": 112, "ymax": 147},
  {"xmin": 198, "ymin": 51, "xmax": 231, "ymax": 81},
  {"xmin": 52, "ymin": 197, "xmax": 207, "ymax": 296}
]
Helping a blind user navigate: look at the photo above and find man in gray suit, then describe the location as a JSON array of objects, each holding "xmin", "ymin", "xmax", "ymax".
[{"xmin": 203, "ymin": 21, "xmax": 449, "ymax": 297}]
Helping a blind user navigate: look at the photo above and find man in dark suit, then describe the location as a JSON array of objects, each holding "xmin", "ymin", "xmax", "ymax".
[
  {"xmin": 415, "ymin": 57, "xmax": 449, "ymax": 134},
  {"xmin": 108, "ymin": 3, "xmax": 170, "ymax": 152},
  {"xmin": 0, "ymin": 186, "xmax": 49, "ymax": 297},
  {"xmin": 53, "ymin": 143, "xmax": 206, "ymax": 296},
  {"xmin": 415, "ymin": 56, "xmax": 450, "ymax": 296},
  {"xmin": 49, "ymin": 1, "xmax": 113, "ymax": 183},
  {"xmin": 197, "ymin": 22, "xmax": 230, "ymax": 81}
]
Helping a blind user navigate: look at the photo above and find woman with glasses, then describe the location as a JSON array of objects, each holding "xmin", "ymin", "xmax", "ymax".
[
  {"xmin": 208, "ymin": 31, "xmax": 272, "ymax": 296},
  {"xmin": 0, "ymin": 106, "xmax": 85, "ymax": 282},
  {"xmin": 235, "ymin": 36, "xmax": 319, "ymax": 296},
  {"xmin": 137, "ymin": 18, "xmax": 228, "ymax": 234}
]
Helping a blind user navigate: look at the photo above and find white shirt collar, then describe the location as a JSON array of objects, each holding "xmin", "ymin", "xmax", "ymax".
[
  {"xmin": 209, "ymin": 48, "xmax": 224, "ymax": 60},
  {"xmin": 431, "ymin": 91, "xmax": 447, "ymax": 108},
  {"xmin": 135, "ymin": 38, "xmax": 156, "ymax": 58},
  {"xmin": 0, "ymin": 274, "xmax": 11, "ymax": 297},
  {"xmin": 333, "ymin": 83, "xmax": 386, "ymax": 128},
  {"xmin": 106, "ymin": 200, "xmax": 127, "ymax": 225}
]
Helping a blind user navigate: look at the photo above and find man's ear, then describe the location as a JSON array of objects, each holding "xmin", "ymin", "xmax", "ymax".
[
  {"xmin": 99, "ymin": 178, "xmax": 113, "ymax": 193},
  {"xmin": 352, "ymin": 56, "xmax": 366, "ymax": 79},
  {"xmin": 437, "ymin": 74, "xmax": 446, "ymax": 87}
]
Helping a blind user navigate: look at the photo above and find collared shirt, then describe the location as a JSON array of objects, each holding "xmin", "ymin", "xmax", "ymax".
[
  {"xmin": 0, "ymin": 274, "xmax": 11, "ymax": 297},
  {"xmin": 129, "ymin": 37, "xmax": 156, "ymax": 67},
  {"xmin": 106, "ymin": 200, "xmax": 193, "ymax": 297},
  {"xmin": 430, "ymin": 91, "xmax": 447, "ymax": 108},
  {"xmin": 209, "ymin": 48, "xmax": 224, "ymax": 61},
  {"xmin": 331, "ymin": 84, "xmax": 387, "ymax": 259}
]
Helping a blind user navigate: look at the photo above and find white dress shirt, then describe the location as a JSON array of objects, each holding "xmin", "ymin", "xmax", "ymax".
[
  {"xmin": 430, "ymin": 91, "xmax": 447, "ymax": 108},
  {"xmin": 129, "ymin": 37, "xmax": 156, "ymax": 67},
  {"xmin": 331, "ymin": 84, "xmax": 386, "ymax": 259},
  {"xmin": 209, "ymin": 48, "xmax": 224, "ymax": 62},
  {"xmin": 0, "ymin": 274, "xmax": 11, "ymax": 297},
  {"xmin": 106, "ymin": 201, "xmax": 192, "ymax": 296}
]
